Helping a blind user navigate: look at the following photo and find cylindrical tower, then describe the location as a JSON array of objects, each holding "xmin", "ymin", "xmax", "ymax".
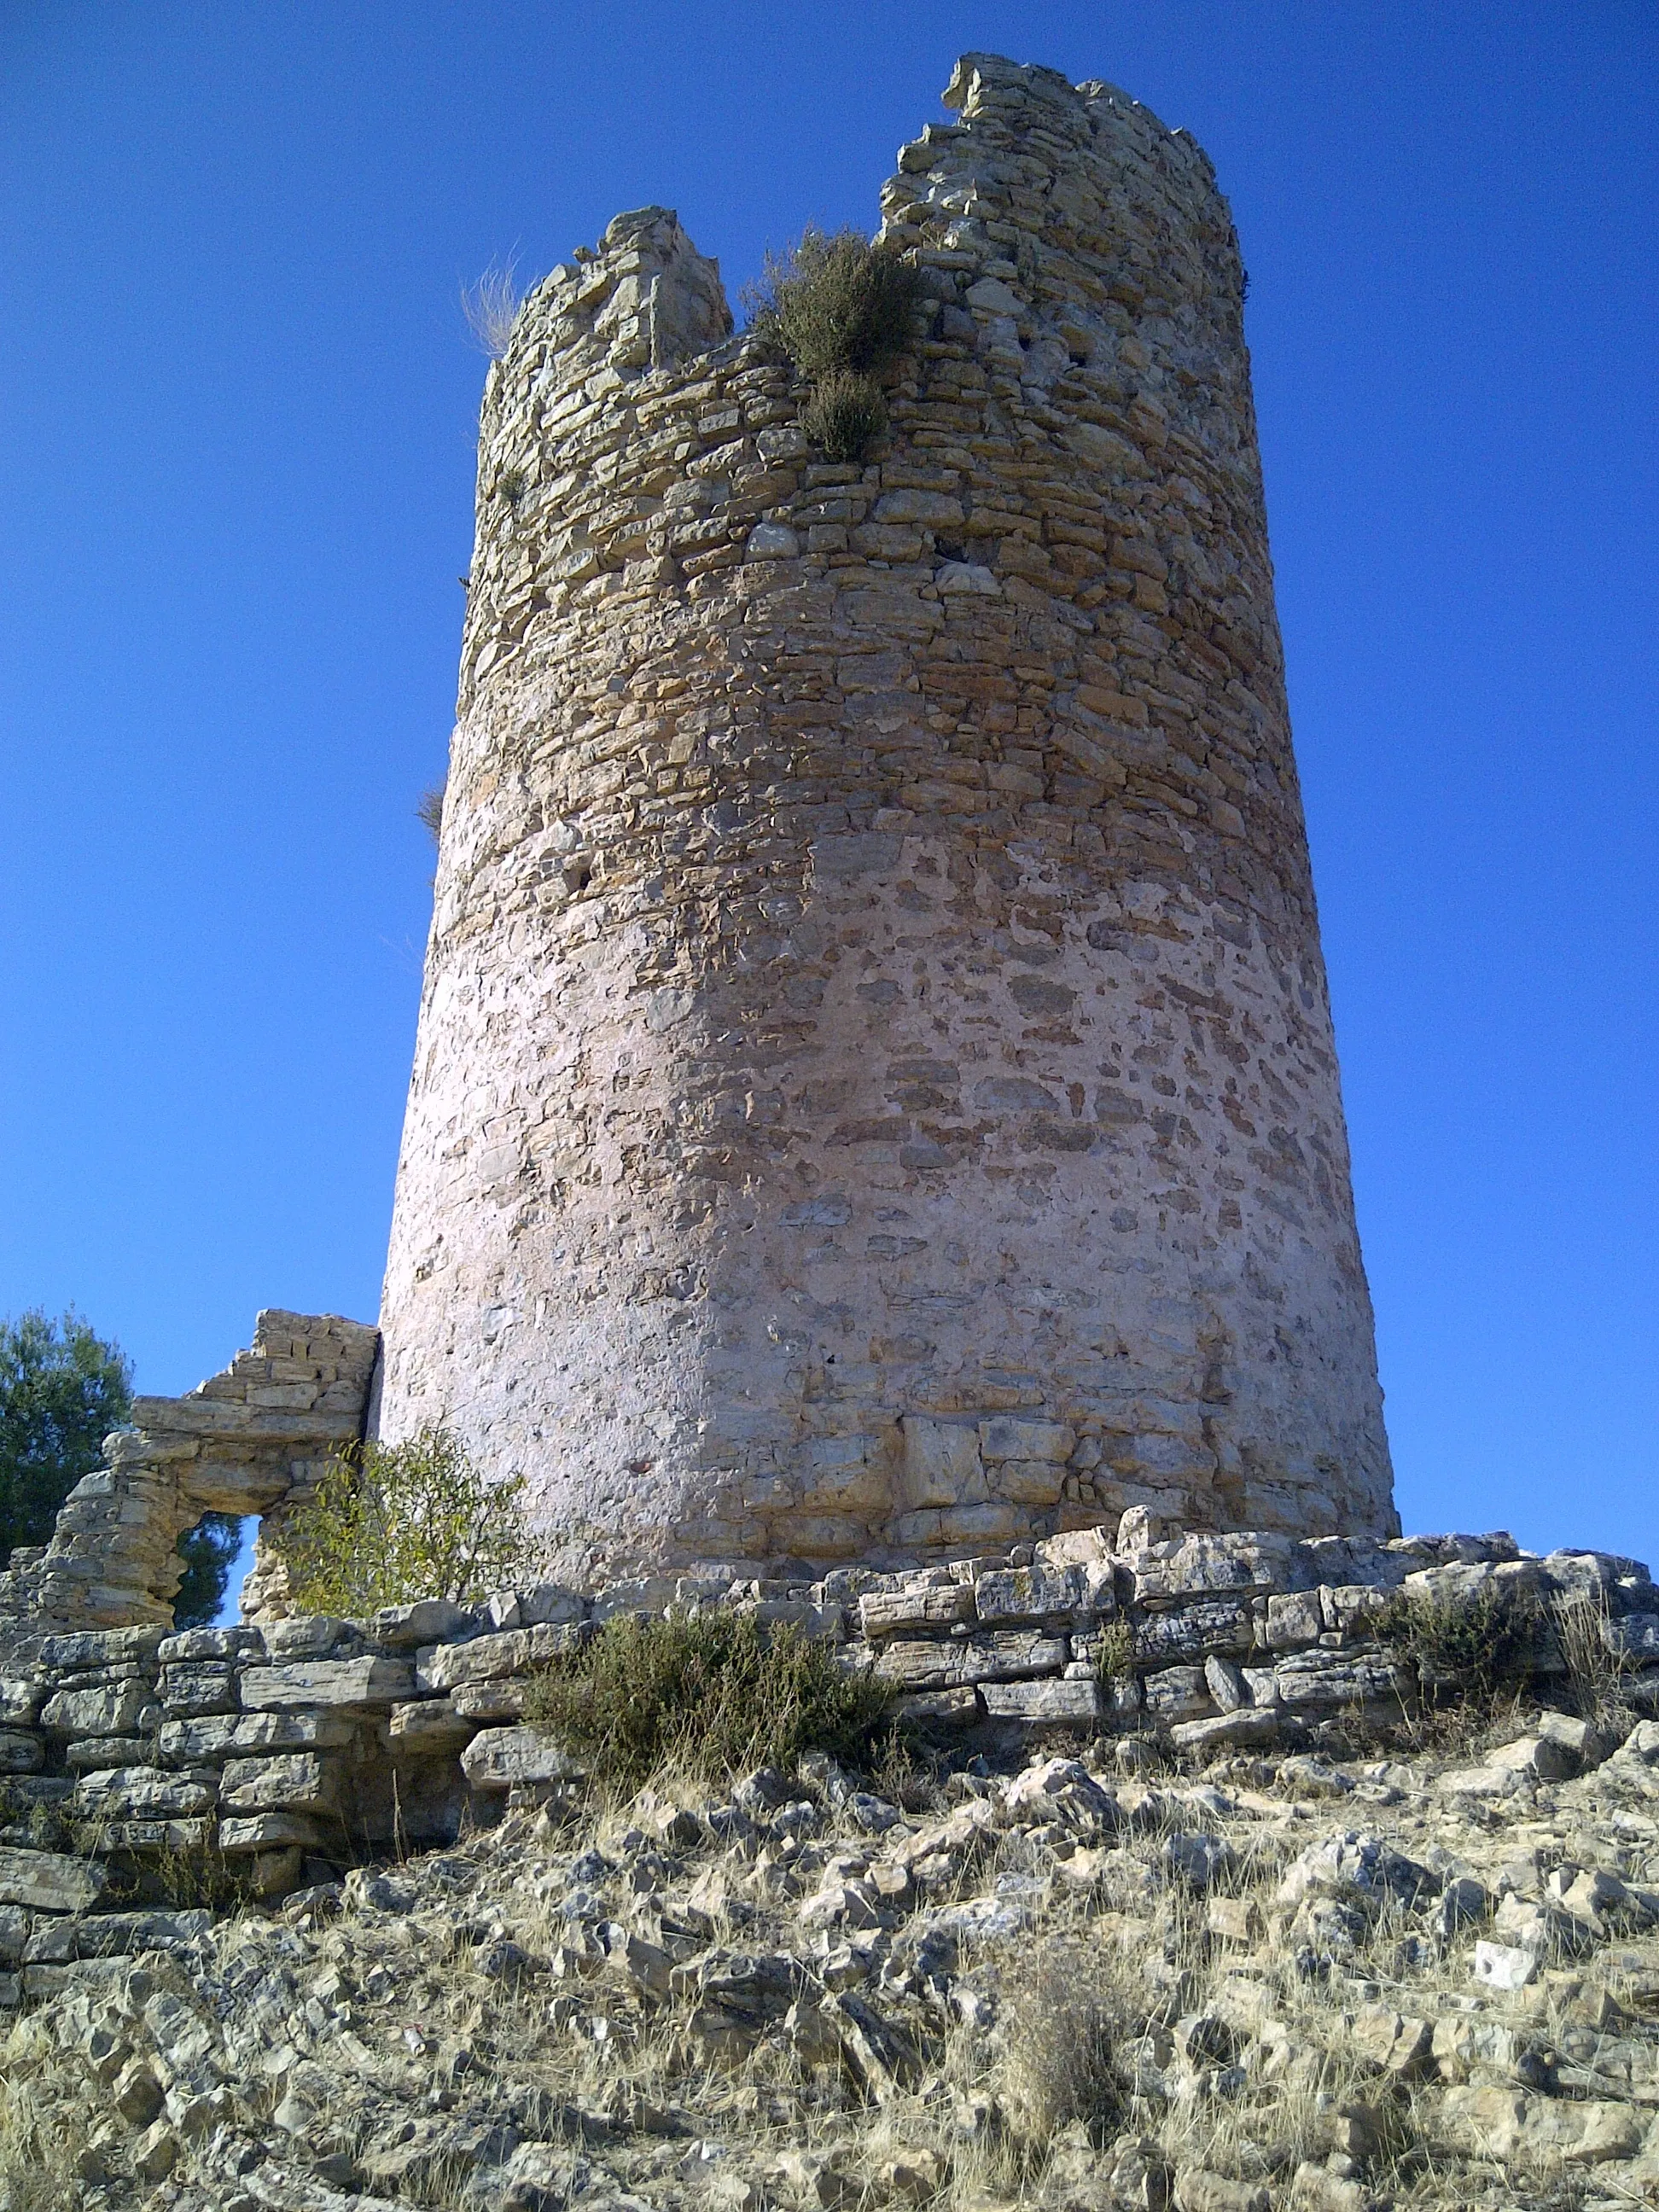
[{"xmin": 380, "ymin": 53, "xmax": 1396, "ymax": 1575}]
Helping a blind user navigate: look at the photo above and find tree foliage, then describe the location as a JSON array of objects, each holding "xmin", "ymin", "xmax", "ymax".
[
  {"xmin": 0, "ymin": 1309, "xmax": 132, "ymax": 1567},
  {"xmin": 172, "ymin": 1513, "xmax": 244, "ymax": 1630},
  {"xmin": 276, "ymin": 1424, "xmax": 533, "ymax": 1615}
]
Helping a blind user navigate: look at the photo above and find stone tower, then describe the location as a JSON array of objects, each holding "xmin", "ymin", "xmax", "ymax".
[{"xmin": 378, "ymin": 53, "xmax": 1397, "ymax": 1575}]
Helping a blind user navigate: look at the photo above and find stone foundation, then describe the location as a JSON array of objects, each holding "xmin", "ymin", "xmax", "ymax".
[{"xmin": 0, "ymin": 1518, "xmax": 1649, "ymax": 1970}]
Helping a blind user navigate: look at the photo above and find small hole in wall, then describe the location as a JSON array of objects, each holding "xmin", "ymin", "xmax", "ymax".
[
  {"xmin": 562, "ymin": 857, "xmax": 593, "ymax": 894},
  {"xmin": 172, "ymin": 1513, "xmax": 259, "ymax": 1631}
]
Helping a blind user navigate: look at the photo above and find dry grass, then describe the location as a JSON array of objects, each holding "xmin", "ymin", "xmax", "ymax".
[
  {"xmin": 996, "ymin": 1931, "xmax": 1123, "ymax": 2147},
  {"xmin": 461, "ymin": 258, "xmax": 525, "ymax": 357},
  {"xmin": 0, "ymin": 2025, "xmax": 79, "ymax": 2207},
  {"xmin": 1555, "ymin": 1586, "xmax": 1640, "ymax": 1736},
  {"xmin": 16, "ymin": 1720, "xmax": 1659, "ymax": 2210}
]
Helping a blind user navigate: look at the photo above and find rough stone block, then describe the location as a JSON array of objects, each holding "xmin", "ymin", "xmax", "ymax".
[
  {"xmin": 238, "ymin": 1656, "xmax": 414, "ymax": 1711},
  {"xmin": 414, "ymin": 1622, "xmax": 584, "ymax": 1694},
  {"xmin": 450, "ymin": 1679, "xmax": 528, "ymax": 1721},
  {"xmin": 39, "ymin": 1627, "xmax": 166, "ymax": 1673},
  {"xmin": 0, "ymin": 1682, "xmax": 41, "ymax": 1726},
  {"xmin": 158, "ymin": 1664, "xmax": 239, "ymax": 1719},
  {"xmin": 387, "ymin": 1698, "xmax": 478, "ymax": 1751},
  {"xmin": 892, "ymin": 1686, "xmax": 980, "ymax": 1728},
  {"xmin": 979, "ymin": 1417, "xmax": 1075, "ymax": 1466},
  {"xmin": 0, "ymin": 1845, "xmax": 106, "ymax": 1912},
  {"xmin": 873, "ymin": 1631, "xmax": 1067, "ymax": 1691},
  {"xmin": 218, "ymin": 1812, "xmax": 324, "ymax": 1854},
  {"xmin": 858, "ymin": 1583, "xmax": 976, "ymax": 1638},
  {"xmin": 370, "ymin": 1598, "xmax": 480, "ymax": 1650},
  {"xmin": 888, "ymin": 1504, "xmax": 1019, "ymax": 1549},
  {"xmin": 980, "ymin": 1678, "xmax": 1102, "ymax": 1723},
  {"xmin": 156, "ymin": 1627, "xmax": 263, "ymax": 1666},
  {"xmin": 1141, "ymin": 1666, "xmax": 1212, "ymax": 1725},
  {"xmin": 75, "ymin": 1768, "xmax": 217, "ymax": 1819},
  {"xmin": 1263, "ymin": 1591, "xmax": 1324, "ymax": 1650},
  {"xmin": 0, "ymin": 1732, "xmax": 43, "ymax": 1775},
  {"xmin": 994, "ymin": 1460, "xmax": 1069, "ymax": 1506},
  {"xmin": 1132, "ymin": 1600, "xmax": 1252, "ymax": 1663},
  {"xmin": 218, "ymin": 1753, "xmax": 338, "ymax": 1814},
  {"xmin": 898, "ymin": 1419, "xmax": 987, "ymax": 1510},
  {"xmin": 157, "ymin": 1709, "xmax": 355, "ymax": 1764},
  {"xmin": 975, "ymin": 1562, "xmax": 1113, "ymax": 1625},
  {"xmin": 1168, "ymin": 1708, "xmax": 1280, "ymax": 1752},
  {"xmin": 1272, "ymin": 1650, "xmax": 1403, "ymax": 1710},
  {"xmin": 1131, "ymin": 1534, "xmax": 1300, "ymax": 1604},
  {"xmin": 40, "ymin": 1681, "xmax": 160, "ymax": 1739},
  {"xmin": 460, "ymin": 1726, "xmax": 584, "ymax": 1792}
]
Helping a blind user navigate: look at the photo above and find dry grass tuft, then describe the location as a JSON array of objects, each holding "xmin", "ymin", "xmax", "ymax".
[
  {"xmin": 461, "ymin": 258, "xmax": 526, "ymax": 357},
  {"xmin": 995, "ymin": 1932, "xmax": 1124, "ymax": 2150},
  {"xmin": 1554, "ymin": 1586, "xmax": 1639, "ymax": 1735}
]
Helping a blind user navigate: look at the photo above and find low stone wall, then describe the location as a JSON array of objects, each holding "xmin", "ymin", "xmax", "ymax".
[{"xmin": 0, "ymin": 1516, "xmax": 1652, "ymax": 2002}]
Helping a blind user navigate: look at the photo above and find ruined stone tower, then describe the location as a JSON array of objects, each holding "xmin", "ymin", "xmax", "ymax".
[{"xmin": 377, "ymin": 53, "xmax": 1397, "ymax": 1575}]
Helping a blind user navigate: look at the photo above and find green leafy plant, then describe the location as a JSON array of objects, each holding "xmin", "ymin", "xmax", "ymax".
[
  {"xmin": 0, "ymin": 1307, "xmax": 131, "ymax": 1567},
  {"xmin": 746, "ymin": 225, "xmax": 925, "ymax": 463},
  {"xmin": 1092, "ymin": 1617, "xmax": 1135, "ymax": 1685},
  {"xmin": 1380, "ymin": 1581, "xmax": 1550, "ymax": 1707},
  {"xmin": 801, "ymin": 370, "xmax": 892, "ymax": 465},
  {"xmin": 523, "ymin": 1607, "xmax": 894, "ymax": 1790},
  {"xmin": 276, "ymin": 1424, "xmax": 534, "ymax": 1615}
]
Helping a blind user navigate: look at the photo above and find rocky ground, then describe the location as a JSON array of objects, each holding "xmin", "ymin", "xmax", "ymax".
[{"xmin": 7, "ymin": 1697, "xmax": 1659, "ymax": 2212}]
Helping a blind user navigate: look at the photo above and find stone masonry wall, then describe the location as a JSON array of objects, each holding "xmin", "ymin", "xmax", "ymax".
[
  {"xmin": 0, "ymin": 1313, "xmax": 380, "ymax": 1672},
  {"xmin": 0, "ymin": 1520, "xmax": 1652, "ymax": 2000},
  {"xmin": 378, "ymin": 53, "xmax": 1395, "ymax": 1576}
]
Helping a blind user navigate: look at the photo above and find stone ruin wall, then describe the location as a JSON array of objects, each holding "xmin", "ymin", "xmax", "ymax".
[
  {"xmin": 0, "ymin": 1313, "xmax": 380, "ymax": 1673},
  {"xmin": 0, "ymin": 1321, "xmax": 1641, "ymax": 1944},
  {"xmin": 376, "ymin": 52, "xmax": 1394, "ymax": 1576},
  {"xmin": 1, "ymin": 1487, "xmax": 1653, "ymax": 1953}
]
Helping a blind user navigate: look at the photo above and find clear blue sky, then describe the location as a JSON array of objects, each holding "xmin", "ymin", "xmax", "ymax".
[{"xmin": 2, "ymin": 3, "xmax": 1654, "ymax": 1565}]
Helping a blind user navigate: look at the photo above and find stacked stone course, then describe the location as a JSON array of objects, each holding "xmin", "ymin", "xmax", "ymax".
[
  {"xmin": 3, "ymin": 1505, "xmax": 1653, "ymax": 1966},
  {"xmin": 378, "ymin": 53, "xmax": 1394, "ymax": 1575}
]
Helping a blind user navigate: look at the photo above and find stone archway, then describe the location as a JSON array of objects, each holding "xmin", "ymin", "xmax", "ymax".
[{"xmin": 0, "ymin": 1311, "xmax": 379, "ymax": 1665}]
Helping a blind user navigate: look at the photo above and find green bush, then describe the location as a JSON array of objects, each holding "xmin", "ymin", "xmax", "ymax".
[
  {"xmin": 523, "ymin": 1607, "xmax": 894, "ymax": 1789},
  {"xmin": 1380, "ymin": 1581, "xmax": 1550, "ymax": 1706},
  {"xmin": 749, "ymin": 225, "xmax": 924, "ymax": 381},
  {"xmin": 747, "ymin": 225, "xmax": 925, "ymax": 463},
  {"xmin": 276, "ymin": 1424, "xmax": 533, "ymax": 1615},
  {"xmin": 801, "ymin": 370, "xmax": 889, "ymax": 464},
  {"xmin": 1092, "ymin": 1618, "xmax": 1135, "ymax": 1685}
]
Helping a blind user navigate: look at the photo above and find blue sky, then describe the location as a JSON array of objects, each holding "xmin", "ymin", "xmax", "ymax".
[{"xmin": 2, "ymin": 3, "xmax": 1654, "ymax": 1568}]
